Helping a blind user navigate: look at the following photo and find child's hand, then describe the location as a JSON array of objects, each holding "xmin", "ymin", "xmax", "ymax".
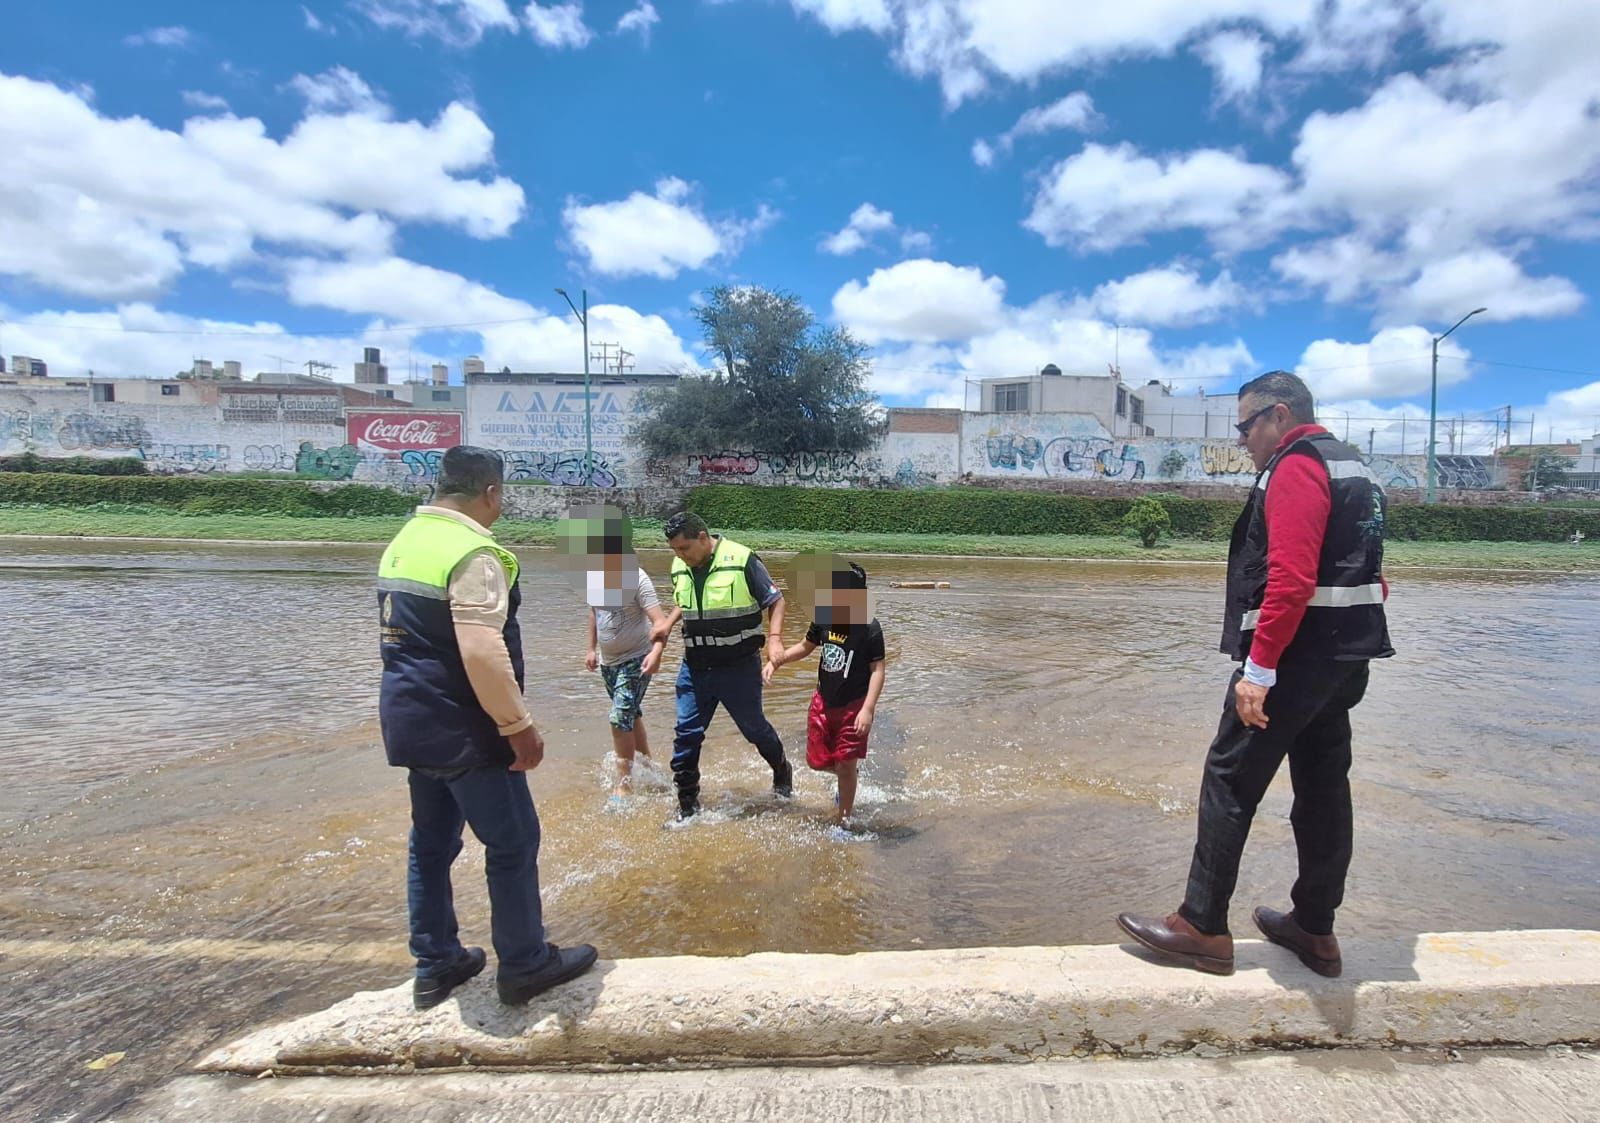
[
  {"xmin": 584, "ymin": 649, "xmax": 599, "ymax": 673},
  {"xmin": 853, "ymin": 707, "xmax": 874, "ymax": 736},
  {"xmin": 641, "ymin": 648, "xmax": 662, "ymax": 677},
  {"xmin": 762, "ymin": 659, "xmax": 777, "ymax": 685}
]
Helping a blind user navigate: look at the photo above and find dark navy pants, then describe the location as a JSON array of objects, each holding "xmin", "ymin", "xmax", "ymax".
[
  {"xmin": 406, "ymin": 765, "xmax": 553, "ymax": 980},
  {"xmin": 671, "ymin": 656, "xmax": 786, "ymax": 806}
]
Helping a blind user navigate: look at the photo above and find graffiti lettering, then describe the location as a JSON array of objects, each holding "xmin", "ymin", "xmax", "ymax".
[
  {"xmin": 242, "ymin": 444, "xmax": 295, "ymax": 472},
  {"xmin": 57, "ymin": 413, "xmax": 151, "ymax": 452},
  {"xmin": 1437, "ymin": 455, "xmax": 1493, "ymax": 490},
  {"xmin": 295, "ymin": 442, "xmax": 361, "ymax": 481},
  {"xmin": 1200, "ymin": 444, "xmax": 1255, "ymax": 477},
  {"xmin": 985, "ymin": 435, "xmax": 1044, "ymax": 472},
  {"xmin": 144, "ymin": 443, "xmax": 230, "ymax": 473},
  {"xmin": 1046, "ymin": 437, "xmax": 1146, "ymax": 480},
  {"xmin": 0, "ymin": 409, "xmax": 35, "ymax": 446},
  {"xmin": 1364, "ymin": 456, "xmax": 1421, "ymax": 490},
  {"xmin": 683, "ymin": 449, "xmax": 868, "ymax": 486},
  {"xmin": 400, "ymin": 449, "xmax": 444, "ymax": 480},
  {"xmin": 503, "ymin": 450, "xmax": 617, "ymax": 488}
]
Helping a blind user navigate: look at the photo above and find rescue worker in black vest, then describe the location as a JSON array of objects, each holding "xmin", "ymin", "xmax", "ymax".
[
  {"xmin": 1117, "ymin": 371, "xmax": 1392, "ymax": 978},
  {"xmin": 651, "ymin": 511, "xmax": 794, "ymax": 820},
  {"xmin": 378, "ymin": 445, "xmax": 597, "ymax": 1009}
]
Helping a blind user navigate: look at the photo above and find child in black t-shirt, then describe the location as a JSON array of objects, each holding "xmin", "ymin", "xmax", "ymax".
[{"xmin": 766, "ymin": 561, "xmax": 886, "ymax": 824}]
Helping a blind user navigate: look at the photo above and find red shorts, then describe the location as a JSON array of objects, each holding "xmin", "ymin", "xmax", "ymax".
[{"xmin": 805, "ymin": 691, "xmax": 869, "ymax": 771}]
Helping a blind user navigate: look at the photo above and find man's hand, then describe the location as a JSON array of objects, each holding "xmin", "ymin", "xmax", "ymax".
[
  {"xmin": 852, "ymin": 706, "xmax": 875, "ymax": 737},
  {"xmin": 641, "ymin": 647, "xmax": 662, "ymax": 677},
  {"xmin": 584, "ymin": 648, "xmax": 598, "ymax": 673},
  {"xmin": 766, "ymin": 636, "xmax": 786, "ymax": 669},
  {"xmin": 508, "ymin": 725, "xmax": 545, "ymax": 772},
  {"xmin": 1234, "ymin": 679, "xmax": 1270, "ymax": 730},
  {"xmin": 650, "ymin": 618, "xmax": 674, "ymax": 646}
]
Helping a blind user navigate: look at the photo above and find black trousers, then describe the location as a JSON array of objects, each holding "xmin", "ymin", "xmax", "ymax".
[{"xmin": 1179, "ymin": 657, "xmax": 1370, "ymax": 937}]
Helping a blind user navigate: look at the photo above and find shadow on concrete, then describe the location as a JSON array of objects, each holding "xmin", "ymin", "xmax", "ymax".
[
  {"xmin": 1117, "ymin": 931, "xmax": 1422, "ymax": 1039},
  {"xmin": 449, "ymin": 959, "xmax": 616, "ymax": 1042}
]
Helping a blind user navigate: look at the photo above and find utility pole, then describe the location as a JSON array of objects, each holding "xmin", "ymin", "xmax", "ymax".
[
  {"xmin": 1427, "ymin": 306, "xmax": 1487, "ymax": 503},
  {"xmin": 555, "ymin": 288, "xmax": 593, "ymax": 483},
  {"xmin": 1369, "ymin": 428, "xmax": 1376, "ymax": 456}
]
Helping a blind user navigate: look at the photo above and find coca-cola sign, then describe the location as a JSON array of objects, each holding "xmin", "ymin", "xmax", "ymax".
[{"xmin": 348, "ymin": 411, "xmax": 462, "ymax": 453}]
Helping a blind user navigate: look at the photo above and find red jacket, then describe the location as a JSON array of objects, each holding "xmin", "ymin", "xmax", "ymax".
[{"xmin": 1250, "ymin": 424, "xmax": 1390, "ymax": 672}]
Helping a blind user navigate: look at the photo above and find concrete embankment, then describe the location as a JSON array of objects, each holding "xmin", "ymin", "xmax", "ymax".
[{"xmin": 199, "ymin": 929, "xmax": 1599, "ymax": 1074}]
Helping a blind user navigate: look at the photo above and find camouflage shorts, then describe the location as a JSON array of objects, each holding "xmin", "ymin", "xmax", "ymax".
[{"xmin": 600, "ymin": 656, "xmax": 652, "ymax": 732}]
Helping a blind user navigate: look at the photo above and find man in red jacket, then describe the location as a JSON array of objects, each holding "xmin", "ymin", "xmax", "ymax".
[{"xmin": 1117, "ymin": 371, "xmax": 1393, "ymax": 977}]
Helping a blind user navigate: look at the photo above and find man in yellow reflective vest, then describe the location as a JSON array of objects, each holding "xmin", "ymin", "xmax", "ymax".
[
  {"xmin": 378, "ymin": 445, "xmax": 596, "ymax": 1008},
  {"xmin": 652, "ymin": 511, "xmax": 793, "ymax": 819}
]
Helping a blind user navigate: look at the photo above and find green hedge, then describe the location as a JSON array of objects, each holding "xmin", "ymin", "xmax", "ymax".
[
  {"xmin": 0, "ymin": 453, "xmax": 148, "ymax": 476},
  {"xmin": 685, "ymin": 485, "xmax": 1600, "ymax": 543},
  {"xmin": 0, "ymin": 472, "xmax": 414, "ymax": 517}
]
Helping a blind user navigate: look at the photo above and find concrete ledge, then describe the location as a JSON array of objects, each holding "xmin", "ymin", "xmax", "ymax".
[{"xmin": 198, "ymin": 930, "xmax": 1600, "ymax": 1074}]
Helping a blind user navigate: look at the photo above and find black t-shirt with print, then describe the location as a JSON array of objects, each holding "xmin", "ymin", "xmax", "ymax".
[{"xmin": 804, "ymin": 618, "xmax": 886, "ymax": 708}]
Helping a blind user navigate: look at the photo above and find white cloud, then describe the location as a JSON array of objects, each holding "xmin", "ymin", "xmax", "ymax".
[
  {"xmin": 355, "ymin": 0, "xmax": 519, "ymax": 45},
  {"xmin": 281, "ymin": 255, "xmax": 698, "ymax": 371},
  {"xmin": 181, "ymin": 91, "xmax": 231, "ymax": 114},
  {"xmin": 1292, "ymin": 73, "xmax": 1600, "ymax": 256},
  {"xmin": 302, "ymin": 6, "xmax": 334, "ymax": 33},
  {"xmin": 0, "ymin": 302, "xmax": 420, "ymax": 382},
  {"xmin": 1385, "ymin": 251, "xmax": 1584, "ymax": 326},
  {"xmin": 781, "ymin": 0, "xmax": 1325, "ymax": 106},
  {"xmin": 788, "ymin": 0, "xmax": 892, "ymax": 34},
  {"xmin": 1196, "ymin": 30, "xmax": 1268, "ymax": 103},
  {"xmin": 863, "ymin": 295, "xmax": 1257, "ymax": 408},
  {"xmin": 821, "ymin": 202, "xmax": 931, "ymax": 256},
  {"xmin": 1276, "ymin": 238, "xmax": 1585, "ymax": 328},
  {"xmin": 1295, "ymin": 325, "xmax": 1470, "ymax": 401},
  {"xmin": 0, "ymin": 70, "xmax": 524, "ymax": 300},
  {"xmin": 1025, "ymin": 142, "xmax": 1295, "ymax": 253},
  {"xmin": 563, "ymin": 178, "xmax": 773, "ymax": 279},
  {"xmin": 820, "ymin": 203, "xmax": 897, "ymax": 255},
  {"xmin": 832, "ymin": 259, "xmax": 1007, "ymax": 344},
  {"xmin": 1084, "ymin": 265, "xmax": 1250, "ymax": 328},
  {"xmin": 524, "ymin": 1, "xmax": 593, "ymax": 48},
  {"xmin": 286, "ymin": 67, "xmax": 388, "ymax": 117},
  {"xmin": 1272, "ymin": 235, "xmax": 1404, "ymax": 305},
  {"xmin": 124, "ymin": 26, "xmax": 194, "ymax": 49},
  {"xmin": 616, "ymin": 1, "xmax": 659, "ymax": 40},
  {"xmin": 972, "ymin": 91, "xmax": 1098, "ymax": 165}
]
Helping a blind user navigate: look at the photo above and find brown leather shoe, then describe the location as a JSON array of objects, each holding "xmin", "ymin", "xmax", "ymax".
[
  {"xmin": 1253, "ymin": 906, "xmax": 1342, "ymax": 977},
  {"xmin": 1116, "ymin": 912, "xmax": 1235, "ymax": 975}
]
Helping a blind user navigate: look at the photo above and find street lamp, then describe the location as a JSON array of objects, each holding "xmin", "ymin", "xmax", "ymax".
[
  {"xmin": 554, "ymin": 287, "xmax": 593, "ymax": 485},
  {"xmin": 1427, "ymin": 306, "xmax": 1487, "ymax": 503}
]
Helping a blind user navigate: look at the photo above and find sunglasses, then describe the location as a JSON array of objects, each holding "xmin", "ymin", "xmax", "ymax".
[{"xmin": 1236, "ymin": 402, "xmax": 1282, "ymax": 436}]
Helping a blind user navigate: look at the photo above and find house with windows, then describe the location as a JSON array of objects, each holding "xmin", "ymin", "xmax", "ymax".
[{"xmin": 976, "ymin": 365, "xmax": 1242, "ymax": 439}]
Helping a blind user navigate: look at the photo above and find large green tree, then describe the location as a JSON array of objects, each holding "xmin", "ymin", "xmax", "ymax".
[{"xmin": 635, "ymin": 286, "xmax": 883, "ymax": 456}]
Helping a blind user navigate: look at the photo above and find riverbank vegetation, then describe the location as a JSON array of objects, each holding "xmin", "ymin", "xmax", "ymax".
[{"xmin": 3, "ymin": 504, "xmax": 1598, "ymax": 571}]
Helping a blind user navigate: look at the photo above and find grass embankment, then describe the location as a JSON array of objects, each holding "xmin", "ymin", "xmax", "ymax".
[{"xmin": 2, "ymin": 504, "xmax": 1598, "ymax": 572}]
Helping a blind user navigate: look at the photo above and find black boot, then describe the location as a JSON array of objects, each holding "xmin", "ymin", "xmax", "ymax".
[
  {"xmin": 676, "ymin": 785, "xmax": 701, "ymax": 820},
  {"xmin": 772, "ymin": 758, "xmax": 794, "ymax": 799}
]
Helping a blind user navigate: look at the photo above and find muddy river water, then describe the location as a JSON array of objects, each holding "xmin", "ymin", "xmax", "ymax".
[{"xmin": 1, "ymin": 539, "xmax": 1597, "ymax": 1120}]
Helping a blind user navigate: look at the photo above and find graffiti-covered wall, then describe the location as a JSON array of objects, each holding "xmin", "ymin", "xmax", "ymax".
[
  {"xmin": 0, "ymin": 390, "xmax": 354, "ymax": 477},
  {"xmin": 963, "ymin": 412, "xmax": 1259, "ymax": 486},
  {"xmin": 0, "ymin": 382, "xmax": 1502, "ymax": 495}
]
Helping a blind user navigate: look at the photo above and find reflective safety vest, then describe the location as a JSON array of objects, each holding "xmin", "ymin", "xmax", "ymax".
[
  {"xmin": 670, "ymin": 536, "xmax": 765, "ymax": 668},
  {"xmin": 378, "ymin": 511, "xmax": 525, "ymax": 769},
  {"xmin": 1220, "ymin": 432, "xmax": 1394, "ymax": 663}
]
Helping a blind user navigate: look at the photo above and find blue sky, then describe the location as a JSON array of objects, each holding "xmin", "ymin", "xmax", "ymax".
[{"xmin": 3, "ymin": 0, "xmax": 1599, "ymax": 449}]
